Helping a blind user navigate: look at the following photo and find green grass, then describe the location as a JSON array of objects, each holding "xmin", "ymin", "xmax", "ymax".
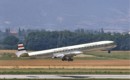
[
  {"xmin": 82, "ymin": 51, "xmax": 130, "ymax": 60},
  {"xmin": 0, "ymin": 51, "xmax": 130, "ymax": 60},
  {"xmin": 0, "ymin": 52, "xmax": 32, "ymax": 60},
  {"xmin": 0, "ymin": 68, "xmax": 130, "ymax": 74}
]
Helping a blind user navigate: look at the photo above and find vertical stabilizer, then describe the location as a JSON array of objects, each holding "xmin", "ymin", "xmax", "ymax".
[{"xmin": 16, "ymin": 43, "xmax": 29, "ymax": 57}]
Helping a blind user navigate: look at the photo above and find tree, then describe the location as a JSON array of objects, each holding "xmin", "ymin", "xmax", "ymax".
[{"xmin": 3, "ymin": 36, "xmax": 19, "ymax": 49}]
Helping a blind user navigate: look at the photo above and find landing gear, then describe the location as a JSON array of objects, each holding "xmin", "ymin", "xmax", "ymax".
[
  {"xmin": 62, "ymin": 56, "xmax": 73, "ymax": 61},
  {"xmin": 68, "ymin": 58, "xmax": 73, "ymax": 61}
]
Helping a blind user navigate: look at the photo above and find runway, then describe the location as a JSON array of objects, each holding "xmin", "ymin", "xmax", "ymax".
[{"xmin": 0, "ymin": 74, "xmax": 130, "ymax": 79}]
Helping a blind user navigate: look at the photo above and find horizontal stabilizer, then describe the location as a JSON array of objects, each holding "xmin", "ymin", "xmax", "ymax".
[{"xmin": 16, "ymin": 50, "xmax": 28, "ymax": 57}]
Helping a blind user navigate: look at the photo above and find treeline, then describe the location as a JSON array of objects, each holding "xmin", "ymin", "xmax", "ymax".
[
  {"xmin": 25, "ymin": 30, "xmax": 130, "ymax": 50},
  {"xmin": 1, "ymin": 29, "xmax": 130, "ymax": 50}
]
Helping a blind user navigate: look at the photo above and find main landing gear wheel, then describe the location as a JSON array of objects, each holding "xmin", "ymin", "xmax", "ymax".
[
  {"xmin": 108, "ymin": 50, "xmax": 111, "ymax": 53},
  {"xmin": 62, "ymin": 56, "xmax": 73, "ymax": 61}
]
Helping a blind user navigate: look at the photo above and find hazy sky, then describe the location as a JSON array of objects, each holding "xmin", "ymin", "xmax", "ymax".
[{"xmin": 0, "ymin": 0, "xmax": 129, "ymax": 31}]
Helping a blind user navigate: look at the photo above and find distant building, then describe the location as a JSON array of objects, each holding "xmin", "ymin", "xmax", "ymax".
[
  {"xmin": 3, "ymin": 28, "xmax": 27, "ymax": 41},
  {"xmin": 10, "ymin": 31, "xmax": 18, "ymax": 37}
]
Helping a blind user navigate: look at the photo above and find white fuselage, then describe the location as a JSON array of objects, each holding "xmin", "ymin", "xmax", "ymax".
[{"xmin": 28, "ymin": 41, "xmax": 116, "ymax": 58}]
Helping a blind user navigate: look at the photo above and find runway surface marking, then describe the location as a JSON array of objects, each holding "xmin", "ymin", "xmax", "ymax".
[{"xmin": 0, "ymin": 75, "xmax": 130, "ymax": 79}]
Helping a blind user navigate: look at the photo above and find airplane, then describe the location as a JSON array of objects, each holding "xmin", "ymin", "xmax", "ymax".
[{"xmin": 16, "ymin": 40, "xmax": 116, "ymax": 61}]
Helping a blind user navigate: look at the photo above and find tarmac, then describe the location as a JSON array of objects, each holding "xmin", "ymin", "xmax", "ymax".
[{"xmin": 0, "ymin": 74, "xmax": 130, "ymax": 79}]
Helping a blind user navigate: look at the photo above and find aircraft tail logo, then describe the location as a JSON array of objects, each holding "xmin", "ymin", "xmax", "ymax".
[{"xmin": 18, "ymin": 44, "xmax": 25, "ymax": 51}]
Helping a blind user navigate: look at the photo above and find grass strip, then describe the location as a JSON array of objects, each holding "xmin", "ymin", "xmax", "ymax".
[{"xmin": 0, "ymin": 68, "xmax": 130, "ymax": 74}]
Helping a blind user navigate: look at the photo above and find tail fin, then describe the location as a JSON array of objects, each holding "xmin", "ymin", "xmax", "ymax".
[{"xmin": 16, "ymin": 43, "xmax": 29, "ymax": 57}]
